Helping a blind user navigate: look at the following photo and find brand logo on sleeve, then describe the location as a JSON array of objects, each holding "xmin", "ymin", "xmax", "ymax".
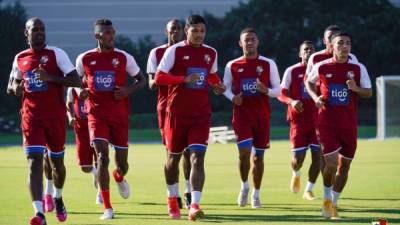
[
  {"xmin": 329, "ymin": 84, "xmax": 349, "ymax": 105},
  {"xmin": 240, "ymin": 78, "xmax": 259, "ymax": 96},
  {"xmin": 94, "ymin": 71, "xmax": 115, "ymax": 91},
  {"xmin": 26, "ymin": 71, "xmax": 48, "ymax": 92},
  {"xmin": 185, "ymin": 67, "xmax": 208, "ymax": 89}
]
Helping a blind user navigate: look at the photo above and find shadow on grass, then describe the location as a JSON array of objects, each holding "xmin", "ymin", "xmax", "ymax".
[{"xmin": 341, "ymin": 197, "xmax": 400, "ymax": 201}]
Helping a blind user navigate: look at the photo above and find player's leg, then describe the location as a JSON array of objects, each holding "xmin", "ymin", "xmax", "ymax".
[
  {"xmin": 113, "ymin": 146, "xmax": 129, "ymax": 199},
  {"xmin": 303, "ymin": 143, "xmax": 320, "ymax": 200},
  {"xmin": 182, "ymin": 147, "xmax": 192, "ymax": 209},
  {"xmin": 43, "ymin": 151, "xmax": 54, "ymax": 212},
  {"xmin": 289, "ymin": 123, "xmax": 307, "ymax": 194}
]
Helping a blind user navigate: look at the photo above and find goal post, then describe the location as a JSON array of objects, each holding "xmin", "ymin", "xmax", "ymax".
[{"xmin": 376, "ymin": 75, "xmax": 400, "ymax": 140}]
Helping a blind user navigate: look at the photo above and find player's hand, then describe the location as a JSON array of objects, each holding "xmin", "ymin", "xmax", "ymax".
[
  {"xmin": 184, "ymin": 73, "xmax": 200, "ymax": 84},
  {"xmin": 314, "ymin": 95, "xmax": 325, "ymax": 108},
  {"xmin": 290, "ymin": 100, "xmax": 304, "ymax": 113},
  {"xmin": 13, "ymin": 79, "xmax": 25, "ymax": 96},
  {"xmin": 33, "ymin": 64, "xmax": 51, "ymax": 81},
  {"xmin": 68, "ymin": 118, "xmax": 75, "ymax": 128},
  {"xmin": 256, "ymin": 78, "xmax": 268, "ymax": 94},
  {"xmin": 114, "ymin": 86, "xmax": 129, "ymax": 100},
  {"xmin": 346, "ymin": 77, "xmax": 359, "ymax": 92},
  {"xmin": 211, "ymin": 82, "xmax": 226, "ymax": 95},
  {"xmin": 77, "ymin": 88, "xmax": 89, "ymax": 100},
  {"xmin": 232, "ymin": 92, "xmax": 243, "ymax": 106}
]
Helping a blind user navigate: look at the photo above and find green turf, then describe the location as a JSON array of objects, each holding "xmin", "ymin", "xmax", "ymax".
[{"xmin": 0, "ymin": 140, "xmax": 399, "ymax": 224}]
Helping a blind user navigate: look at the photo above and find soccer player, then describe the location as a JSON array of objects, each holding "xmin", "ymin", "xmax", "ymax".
[
  {"xmin": 305, "ymin": 32, "xmax": 372, "ymax": 219},
  {"xmin": 306, "ymin": 25, "xmax": 358, "ymax": 75},
  {"xmin": 76, "ymin": 18, "xmax": 145, "ymax": 220},
  {"xmin": 223, "ymin": 28, "xmax": 281, "ymax": 209},
  {"xmin": 154, "ymin": 15, "xmax": 226, "ymax": 220},
  {"xmin": 66, "ymin": 87, "xmax": 102, "ymax": 204},
  {"xmin": 10, "ymin": 17, "xmax": 81, "ymax": 225},
  {"xmin": 147, "ymin": 19, "xmax": 191, "ymax": 209},
  {"xmin": 278, "ymin": 41, "xmax": 321, "ymax": 200}
]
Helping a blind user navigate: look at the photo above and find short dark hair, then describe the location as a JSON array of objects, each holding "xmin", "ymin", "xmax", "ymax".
[
  {"xmin": 324, "ymin": 24, "xmax": 341, "ymax": 33},
  {"xmin": 94, "ymin": 19, "xmax": 113, "ymax": 32},
  {"xmin": 300, "ymin": 40, "xmax": 314, "ymax": 50},
  {"xmin": 185, "ymin": 15, "xmax": 205, "ymax": 27},
  {"xmin": 240, "ymin": 27, "xmax": 257, "ymax": 37},
  {"xmin": 330, "ymin": 31, "xmax": 352, "ymax": 42}
]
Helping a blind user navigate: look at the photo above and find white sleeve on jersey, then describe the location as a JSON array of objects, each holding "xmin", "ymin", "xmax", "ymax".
[
  {"xmin": 306, "ymin": 54, "xmax": 315, "ymax": 75},
  {"xmin": 307, "ymin": 62, "xmax": 320, "ymax": 84},
  {"xmin": 267, "ymin": 60, "xmax": 281, "ymax": 98},
  {"xmin": 211, "ymin": 51, "xmax": 218, "ymax": 74},
  {"xmin": 53, "ymin": 47, "xmax": 75, "ymax": 76},
  {"xmin": 281, "ymin": 66, "xmax": 293, "ymax": 89},
  {"xmin": 122, "ymin": 51, "xmax": 141, "ymax": 77},
  {"xmin": 10, "ymin": 55, "xmax": 22, "ymax": 79},
  {"xmin": 66, "ymin": 87, "xmax": 73, "ymax": 103},
  {"xmin": 75, "ymin": 53, "xmax": 85, "ymax": 77},
  {"xmin": 146, "ymin": 48, "xmax": 158, "ymax": 74},
  {"xmin": 157, "ymin": 46, "xmax": 176, "ymax": 73},
  {"xmin": 222, "ymin": 61, "xmax": 234, "ymax": 101},
  {"xmin": 359, "ymin": 63, "xmax": 372, "ymax": 88},
  {"xmin": 349, "ymin": 53, "xmax": 358, "ymax": 63}
]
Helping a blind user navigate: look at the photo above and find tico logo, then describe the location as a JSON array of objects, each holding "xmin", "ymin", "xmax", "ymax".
[
  {"xmin": 329, "ymin": 84, "xmax": 349, "ymax": 105},
  {"xmin": 240, "ymin": 78, "xmax": 258, "ymax": 96},
  {"xmin": 94, "ymin": 71, "xmax": 115, "ymax": 91},
  {"xmin": 26, "ymin": 71, "xmax": 48, "ymax": 92}
]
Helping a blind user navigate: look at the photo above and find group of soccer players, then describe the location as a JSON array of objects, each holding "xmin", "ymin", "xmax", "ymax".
[{"xmin": 7, "ymin": 13, "xmax": 371, "ymax": 225}]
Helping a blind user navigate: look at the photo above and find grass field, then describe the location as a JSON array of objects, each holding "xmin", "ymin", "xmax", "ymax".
[{"xmin": 0, "ymin": 139, "xmax": 399, "ymax": 225}]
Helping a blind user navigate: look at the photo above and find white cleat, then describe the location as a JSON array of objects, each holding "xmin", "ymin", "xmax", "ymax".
[
  {"xmin": 95, "ymin": 190, "xmax": 103, "ymax": 205},
  {"xmin": 99, "ymin": 208, "xmax": 113, "ymax": 220},
  {"xmin": 237, "ymin": 189, "xmax": 249, "ymax": 207},
  {"xmin": 116, "ymin": 180, "xmax": 130, "ymax": 199},
  {"xmin": 251, "ymin": 197, "xmax": 262, "ymax": 209}
]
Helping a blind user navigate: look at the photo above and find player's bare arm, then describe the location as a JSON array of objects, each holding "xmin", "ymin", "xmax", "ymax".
[
  {"xmin": 256, "ymin": 78, "xmax": 268, "ymax": 94},
  {"xmin": 148, "ymin": 73, "xmax": 158, "ymax": 90},
  {"xmin": 305, "ymin": 81, "xmax": 324, "ymax": 108},
  {"xmin": 66, "ymin": 102, "xmax": 75, "ymax": 127},
  {"xmin": 184, "ymin": 73, "xmax": 200, "ymax": 84},
  {"xmin": 346, "ymin": 78, "xmax": 372, "ymax": 98},
  {"xmin": 114, "ymin": 71, "xmax": 146, "ymax": 100},
  {"xmin": 12, "ymin": 79, "xmax": 25, "ymax": 96},
  {"xmin": 232, "ymin": 92, "xmax": 243, "ymax": 106},
  {"xmin": 34, "ymin": 66, "xmax": 82, "ymax": 87}
]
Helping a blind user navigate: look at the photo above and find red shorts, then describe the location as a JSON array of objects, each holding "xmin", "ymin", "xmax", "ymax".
[
  {"xmin": 74, "ymin": 120, "xmax": 97, "ymax": 166},
  {"xmin": 157, "ymin": 109, "xmax": 166, "ymax": 145},
  {"xmin": 88, "ymin": 115, "xmax": 129, "ymax": 150},
  {"xmin": 164, "ymin": 113, "xmax": 210, "ymax": 153},
  {"xmin": 233, "ymin": 117, "xmax": 270, "ymax": 150},
  {"xmin": 290, "ymin": 122, "xmax": 319, "ymax": 152},
  {"xmin": 317, "ymin": 125, "xmax": 357, "ymax": 159},
  {"xmin": 22, "ymin": 117, "xmax": 66, "ymax": 157}
]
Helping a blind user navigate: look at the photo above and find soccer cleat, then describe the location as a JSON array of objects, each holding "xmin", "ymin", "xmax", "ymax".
[
  {"xmin": 188, "ymin": 203, "xmax": 205, "ymax": 221},
  {"xmin": 184, "ymin": 192, "xmax": 191, "ymax": 209},
  {"xmin": 331, "ymin": 205, "xmax": 341, "ymax": 220},
  {"xmin": 116, "ymin": 179, "xmax": 130, "ymax": 199},
  {"xmin": 30, "ymin": 212, "xmax": 47, "ymax": 225},
  {"xmin": 167, "ymin": 197, "xmax": 181, "ymax": 219},
  {"xmin": 251, "ymin": 197, "xmax": 262, "ymax": 209},
  {"xmin": 237, "ymin": 189, "xmax": 249, "ymax": 207},
  {"xmin": 321, "ymin": 199, "xmax": 334, "ymax": 218},
  {"xmin": 290, "ymin": 175, "xmax": 301, "ymax": 193},
  {"xmin": 54, "ymin": 197, "xmax": 67, "ymax": 222},
  {"xmin": 100, "ymin": 208, "xmax": 114, "ymax": 220},
  {"xmin": 177, "ymin": 196, "xmax": 183, "ymax": 209},
  {"xmin": 95, "ymin": 190, "xmax": 103, "ymax": 205},
  {"xmin": 43, "ymin": 194, "xmax": 54, "ymax": 212},
  {"xmin": 303, "ymin": 191, "xmax": 316, "ymax": 200}
]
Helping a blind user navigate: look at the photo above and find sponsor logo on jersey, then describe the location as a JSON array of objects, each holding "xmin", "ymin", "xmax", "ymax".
[
  {"xmin": 185, "ymin": 67, "xmax": 208, "ymax": 89},
  {"xmin": 112, "ymin": 58, "xmax": 120, "ymax": 68},
  {"xmin": 240, "ymin": 78, "xmax": 259, "ymax": 96},
  {"xmin": 183, "ymin": 55, "xmax": 190, "ymax": 60},
  {"xmin": 204, "ymin": 54, "xmax": 211, "ymax": 64},
  {"xmin": 40, "ymin": 55, "xmax": 49, "ymax": 65},
  {"xmin": 94, "ymin": 71, "xmax": 115, "ymax": 91},
  {"xmin": 256, "ymin": 66, "xmax": 263, "ymax": 76},
  {"xmin": 347, "ymin": 71, "xmax": 354, "ymax": 79},
  {"xmin": 26, "ymin": 70, "xmax": 48, "ymax": 92},
  {"xmin": 329, "ymin": 84, "xmax": 349, "ymax": 105}
]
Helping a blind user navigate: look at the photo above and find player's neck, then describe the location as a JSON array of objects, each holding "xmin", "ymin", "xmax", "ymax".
[
  {"xmin": 301, "ymin": 59, "xmax": 307, "ymax": 65},
  {"xmin": 98, "ymin": 46, "xmax": 113, "ymax": 53},
  {"xmin": 168, "ymin": 39, "xmax": 179, "ymax": 46},
  {"xmin": 30, "ymin": 43, "xmax": 45, "ymax": 52},
  {"xmin": 334, "ymin": 54, "xmax": 348, "ymax": 63},
  {"xmin": 186, "ymin": 40, "xmax": 202, "ymax": 48},
  {"xmin": 244, "ymin": 52, "xmax": 258, "ymax": 59}
]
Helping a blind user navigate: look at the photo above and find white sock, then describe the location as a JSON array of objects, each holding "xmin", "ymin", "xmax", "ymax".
[
  {"xmin": 252, "ymin": 189, "xmax": 260, "ymax": 199},
  {"xmin": 53, "ymin": 188, "xmax": 63, "ymax": 198},
  {"xmin": 91, "ymin": 167, "xmax": 97, "ymax": 176},
  {"xmin": 191, "ymin": 191, "xmax": 201, "ymax": 204},
  {"xmin": 305, "ymin": 181, "xmax": 315, "ymax": 192},
  {"xmin": 32, "ymin": 201, "xmax": 44, "ymax": 214},
  {"xmin": 45, "ymin": 179, "xmax": 54, "ymax": 195},
  {"xmin": 184, "ymin": 180, "xmax": 191, "ymax": 193},
  {"xmin": 323, "ymin": 186, "xmax": 332, "ymax": 200},
  {"xmin": 332, "ymin": 191, "xmax": 341, "ymax": 206},
  {"xmin": 167, "ymin": 184, "xmax": 176, "ymax": 197},
  {"xmin": 241, "ymin": 180, "xmax": 250, "ymax": 191},
  {"xmin": 174, "ymin": 183, "xmax": 180, "ymax": 197},
  {"xmin": 293, "ymin": 170, "xmax": 301, "ymax": 177}
]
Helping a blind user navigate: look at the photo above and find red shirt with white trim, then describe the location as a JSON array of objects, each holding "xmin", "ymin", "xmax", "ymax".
[{"xmin": 147, "ymin": 44, "xmax": 169, "ymax": 111}]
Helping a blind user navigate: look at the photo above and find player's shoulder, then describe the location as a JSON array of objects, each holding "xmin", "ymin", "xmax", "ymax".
[
  {"xmin": 348, "ymin": 59, "xmax": 366, "ymax": 70},
  {"xmin": 202, "ymin": 43, "xmax": 217, "ymax": 54},
  {"xmin": 285, "ymin": 62, "xmax": 303, "ymax": 73},
  {"xmin": 226, "ymin": 56, "xmax": 244, "ymax": 67},
  {"xmin": 77, "ymin": 48, "xmax": 98, "ymax": 60},
  {"xmin": 152, "ymin": 44, "xmax": 168, "ymax": 52},
  {"xmin": 114, "ymin": 48, "xmax": 133, "ymax": 57},
  {"xmin": 258, "ymin": 55, "xmax": 277, "ymax": 66},
  {"xmin": 314, "ymin": 58, "xmax": 334, "ymax": 69},
  {"xmin": 44, "ymin": 45, "xmax": 67, "ymax": 54}
]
